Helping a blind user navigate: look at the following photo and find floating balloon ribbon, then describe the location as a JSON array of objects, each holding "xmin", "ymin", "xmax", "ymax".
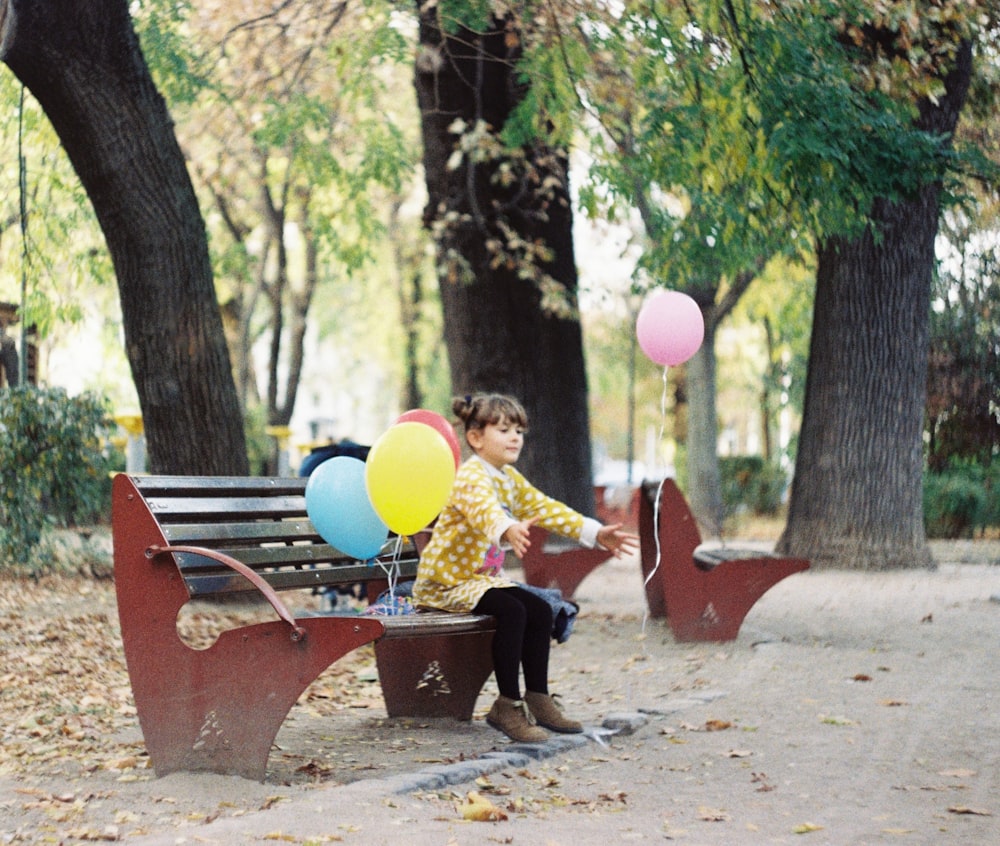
[{"xmin": 635, "ymin": 290, "xmax": 705, "ymax": 635}]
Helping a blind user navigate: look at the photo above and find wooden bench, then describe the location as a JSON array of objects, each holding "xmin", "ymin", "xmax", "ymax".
[
  {"xmin": 520, "ymin": 485, "xmax": 640, "ymax": 598},
  {"xmin": 111, "ymin": 474, "xmax": 495, "ymax": 781},
  {"xmin": 638, "ymin": 478, "xmax": 809, "ymax": 642}
]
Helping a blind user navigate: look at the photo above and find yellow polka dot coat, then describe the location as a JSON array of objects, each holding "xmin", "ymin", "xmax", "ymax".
[{"xmin": 413, "ymin": 456, "xmax": 600, "ymax": 613}]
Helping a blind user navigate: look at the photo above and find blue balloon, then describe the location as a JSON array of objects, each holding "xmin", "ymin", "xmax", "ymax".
[{"xmin": 305, "ymin": 456, "xmax": 388, "ymax": 560}]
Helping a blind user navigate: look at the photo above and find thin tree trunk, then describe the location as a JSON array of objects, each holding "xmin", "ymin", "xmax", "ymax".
[
  {"xmin": 684, "ymin": 332, "xmax": 723, "ymax": 536},
  {"xmin": 684, "ymin": 270, "xmax": 756, "ymax": 535},
  {"xmin": 1, "ymin": 0, "xmax": 248, "ymax": 475}
]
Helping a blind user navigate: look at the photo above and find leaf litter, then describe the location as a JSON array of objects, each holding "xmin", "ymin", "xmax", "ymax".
[{"xmin": 0, "ymin": 573, "xmax": 478, "ymax": 842}]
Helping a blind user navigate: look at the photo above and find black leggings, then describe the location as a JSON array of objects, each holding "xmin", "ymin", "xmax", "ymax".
[{"xmin": 474, "ymin": 586, "xmax": 553, "ymax": 701}]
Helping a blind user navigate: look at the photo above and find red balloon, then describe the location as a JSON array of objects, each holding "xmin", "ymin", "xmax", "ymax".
[{"xmin": 396, "ymin": 409, "xmax": 462, "ymax": 469}]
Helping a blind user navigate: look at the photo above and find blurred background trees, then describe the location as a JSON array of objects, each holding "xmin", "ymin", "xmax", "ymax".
[{"xmin": 0, "ymin": 0, "xmax": 997, "ymax": 567}]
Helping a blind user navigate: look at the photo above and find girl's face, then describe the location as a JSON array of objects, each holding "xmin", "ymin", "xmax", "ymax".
[{"xmin": 467, "ymin": 417, "xmax": 525, "ymax": 469}]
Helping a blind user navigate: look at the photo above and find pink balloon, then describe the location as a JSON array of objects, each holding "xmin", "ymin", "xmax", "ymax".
[
  {"xmin": 636, "ymin": 290, "xmax": 705, "ymax": 366},
  {"xmin": 396, "ymin": 409, "xmax": 462, "ymax": 469}
]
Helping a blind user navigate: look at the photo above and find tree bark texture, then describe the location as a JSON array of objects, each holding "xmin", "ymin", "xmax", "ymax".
[
  {"xmin": 778, "ymin": 41, "xmax": 973, "ymax": 570},
  {"xmin": 413, "ymin": 9, "xmax": 594, "ymax": 514},
  {"xmin": 684, "ymin": 328, "xmax": 724, "ymax": 537},
  {"xmin": 1, "ymin": 0, "xmax": 248, "ymax": 475}
]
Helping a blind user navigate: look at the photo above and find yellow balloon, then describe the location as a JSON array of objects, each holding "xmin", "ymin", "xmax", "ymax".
[{"xmin": 365, "ymin": 422, "xmax": 457, "ymax": 535}]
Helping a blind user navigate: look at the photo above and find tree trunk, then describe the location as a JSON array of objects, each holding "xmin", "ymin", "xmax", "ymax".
[
  {"xmin": 684, "ymin": 271, "xmax": 756, "ymax": 536},
  {"xmin": 684, "ymin": 331, "xmax": 724, "ymax": 537},
  {"xmin": 778, "ymin": 42, "xmax": 974, "ymax": 570},
  {"xmin": 1, "ymin": 0, "xmax": 248, "ymax": 475},
  {"xmin": 413, "ymin": 8, "xmax": 594, "ymax": 514}
]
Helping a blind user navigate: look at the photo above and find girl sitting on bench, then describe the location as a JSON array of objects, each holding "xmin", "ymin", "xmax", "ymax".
[{"xmin": 413, "ymin": 393, "xmax": 638, "ymax": 742}]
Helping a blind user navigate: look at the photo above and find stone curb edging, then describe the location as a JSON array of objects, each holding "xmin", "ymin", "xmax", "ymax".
[{"xmin": 343, "ymin": 690, "xmax": 729, "ymax": 798}]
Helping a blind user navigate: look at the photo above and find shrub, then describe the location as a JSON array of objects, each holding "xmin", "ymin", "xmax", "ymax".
[
  {"xmin": 923, "ymin": 460, "xmax": 994, "ymax": 539},
  {"xmin": 720, "ymin": 455, "xmax": 787, "ymax": 518},
  {"xmin": 0, "ymin": 387, "xmax": 115, "ymax": 570}
]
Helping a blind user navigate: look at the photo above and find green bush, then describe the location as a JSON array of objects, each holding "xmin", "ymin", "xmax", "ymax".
[
  {"xmin": 0, "ymin": 387, "xmax": 115, "ymax": 569},
  {"xmin": 923, "ymin": 460, "xmax": 995, "ymax": 539},
  {"xmin": 985, "ymin": 463, "xmax": 1000, "ymax": 529},
  {"xmin": 720, "ymin": 455, "xmax": 787, "ymax": 518}
]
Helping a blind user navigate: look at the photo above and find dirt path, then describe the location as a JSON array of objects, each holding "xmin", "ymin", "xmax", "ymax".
[{"xmin": 1, "ymin": 538, "xmax": 998, "ymax": 844}]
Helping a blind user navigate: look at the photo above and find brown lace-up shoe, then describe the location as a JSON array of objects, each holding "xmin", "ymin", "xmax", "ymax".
[
  {"xmin": 524, "ymin": 691, "xmax": 583, "ymax": 733},
  {"xmin": 486, "ymin": 696, "xmax": 549, "ymax": 743}
]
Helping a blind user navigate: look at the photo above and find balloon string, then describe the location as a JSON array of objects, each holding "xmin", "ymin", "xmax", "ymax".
[
  {"xmin": 372, "ymin": 534, "xmax": 403, "ymax": 608},
  {"xmin": 641, "ymin": 365, "xmax": 670, "ymax": 638},
  {"xmin": 658, "ymin": 363, "xmax": 669, "ymax": 456}
]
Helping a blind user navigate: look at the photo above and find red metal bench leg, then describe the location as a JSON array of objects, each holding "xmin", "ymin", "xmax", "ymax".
[
  {"xmin": 668, "ymin": 556, "xmax": 809, "ymax": 641},
  {"xmin": 375, "ymin": 630, "xmax": 495, "ymax": 719},
  {"xmin": 135, "ymin": 616, "xmax": 384, "ymax": 779},
  {"xmin": 520, "ymin": 527, "xmax": 611, "ymax": 598},
  {"xmin": 113, "ymin": 479, "xmax": 385, "ymax": 780}
]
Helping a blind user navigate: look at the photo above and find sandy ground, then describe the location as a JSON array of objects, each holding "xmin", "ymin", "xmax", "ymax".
[{"xmin": 2, "ymin": 538, "xmax": 999, "ymax": 845}]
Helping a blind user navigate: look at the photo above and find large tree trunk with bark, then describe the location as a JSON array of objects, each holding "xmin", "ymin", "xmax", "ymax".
[
  {"xmin": 1, "ymin": 0, "xmax": 248, "ymax": 475},
  {"xmin": 778, "ymin": 42, "xmax": 973, "ymax": 570},
  {"xmin": 413, "ymin": 8, "xmax": 594, "ymax": 514}
]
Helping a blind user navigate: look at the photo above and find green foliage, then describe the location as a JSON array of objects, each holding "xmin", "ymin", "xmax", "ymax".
[
  {"xmin": 0, "ymin": 388, "xmax": 115, "ymax": 569},
  {"xmin": 133, "ymin": 0, "xmax": 208, "ymax": 106},
  {"xmin": 734, "ymin": 255, "xmax": 815, "ymax": 465},
  {"xmin": 0, "ymin": 77, "xmax": 109, "ymax": 337},
  {"xmin": 720, "ymin": 455, "xmax": 786, "ymax": 518},
  {"xmin": 243, "ymin": 402, "xmax": 273, "ymax": 476},
  {"xmin": 923, "ymin": 460, "xmax": 998, "ymax": 539},
  {"xmin": 434, "ymin": 0, "xmax": 498, "ymax": 33},
  {"xmin": 569, "ymin": 1, "xmax": 971, "ymax": 291}
]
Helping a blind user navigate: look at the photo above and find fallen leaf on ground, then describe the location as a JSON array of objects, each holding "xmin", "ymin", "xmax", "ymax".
[
  {"xmin": 819, "ymin": 714, "xmax": 856, "ymax": 726},
  {"xmin": 939, "ymin": 768, "xmax": 976, "ymax": 778},
  {"xmin": 697, "ymin": 806, "xmax": 731, "ymax": 822},
  {"xmin": 948, "ymin": 805, "xmax": 992, "ymax": 816},
  {"xmin": 792, "ymin": 822, "xmax": 824, "ymax": 833},
  {"xmin": 458, "ymin": 791, "xmax": 508, "ymax": 821}
]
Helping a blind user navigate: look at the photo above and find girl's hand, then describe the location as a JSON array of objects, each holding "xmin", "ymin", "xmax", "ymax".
[
  {"xmin": 502, "ymin": 518, "xmax": 538, "ymax": 558},
  {"xmin": 597, "ymin": 523, "xmax": 640, "ymax": 558}
]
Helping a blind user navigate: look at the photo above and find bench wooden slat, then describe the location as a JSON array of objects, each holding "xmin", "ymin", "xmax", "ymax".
[
  {"xmin": 172, "ymin": 541, "xmax": 411, "ymax": 571},
  {"xmin": 162, "ymin": 520, "xmax": 321, "ymax": 545},
  {"xmin": 694, "ymin": 547, "xmax": 778, "ymax": 570},
  {"xmin": 132, "ymin": 476, "xmax": 307, "ymax": 496},
  {"xmin": 181, "ymin": 560, "xmax": 421, "ymax": 597},
  {"xmin": 145, "ymin": 495, "xmax": 307, "ymax": 521},
  {"xmin": 381, "ymin": 611, "xmax": 493, "ymax": 638}
]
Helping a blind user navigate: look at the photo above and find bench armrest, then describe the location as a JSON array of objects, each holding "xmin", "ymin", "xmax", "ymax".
[{"xmin": 146, "ymin": 544, "xmax": 307, "ymax": 642}]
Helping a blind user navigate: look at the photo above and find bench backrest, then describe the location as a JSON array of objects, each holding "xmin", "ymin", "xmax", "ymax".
[{"xmin": 124, "ymin": 475, "xmax": 419, "ymax": 599}]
